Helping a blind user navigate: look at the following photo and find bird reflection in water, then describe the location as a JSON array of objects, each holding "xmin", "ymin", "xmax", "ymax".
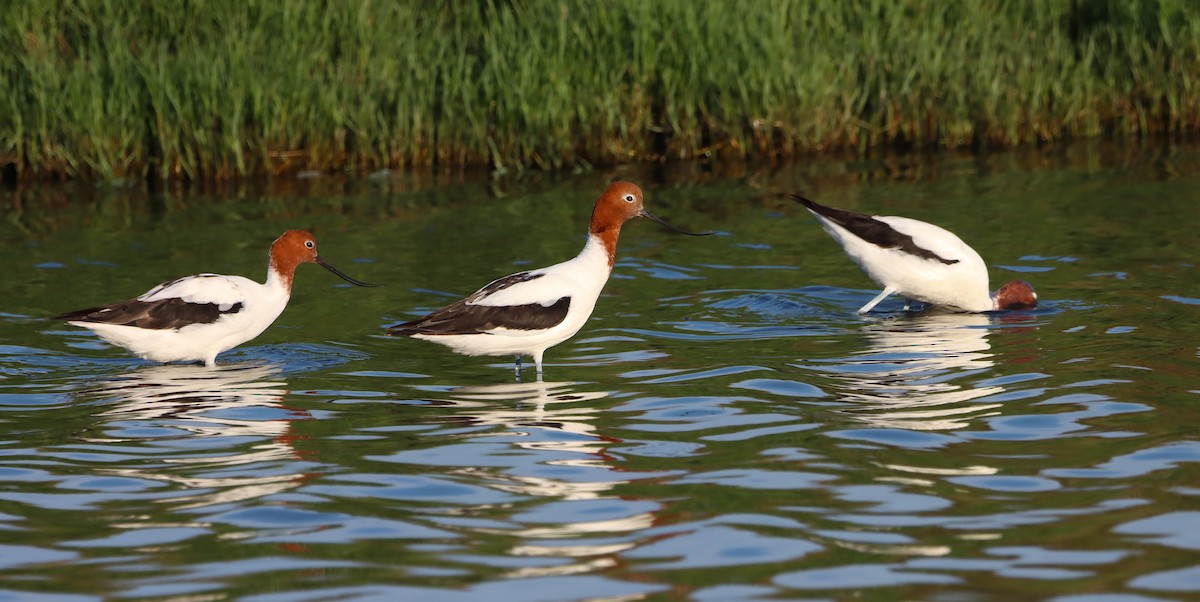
[
  {"xmin": 79, "ymin": 363, "xmax": 312, "ymax": 508},
  {"xmin": 413, "ymin": 380, "xmax": 663, "ymax": 575},
  {"xmin": 801, "ymin": 313, "xmax": 1004, "ymax": 431},
  {"xmin": 430, "ymin": 380, "xmax": 617, "ymax": 500}
]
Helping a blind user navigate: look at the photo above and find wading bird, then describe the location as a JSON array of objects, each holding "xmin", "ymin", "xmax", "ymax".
[
  {"xmin": 793, "ymin": 195, "xmax": 1037, "ymax": 313},
  {"xmin": 55, "ymin": 230, "xmax": 373, "ymax": 366},
  {"xmin": 386, "ymin": 182, "xmax": 711, "ymax": 375}
]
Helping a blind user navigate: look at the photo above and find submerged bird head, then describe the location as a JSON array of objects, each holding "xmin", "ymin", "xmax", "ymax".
[
  {"xmin": 269, "ymin": 230, "xmax": 375, "ymax": 291},
  {"xmin": 589, "ymin": 181, "xmax": 712, "ymax": 266},
  {"xmin": 992, "ymin": 279, "xmax": 1038, "ymax": 310}
]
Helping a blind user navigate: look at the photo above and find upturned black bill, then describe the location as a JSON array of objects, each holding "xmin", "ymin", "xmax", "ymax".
[
  {"xmin": 315, "ymin": 256, "xmax": 376, "ymax": 287},
  {"xmin": 639, "ymin": 210, "xmax": 714, "ymax": 236}
]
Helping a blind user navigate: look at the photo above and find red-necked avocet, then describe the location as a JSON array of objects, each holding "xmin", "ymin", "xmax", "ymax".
[
  {"xmin": 54, "ymin": 230, "xmax": 373, "ymax": 366},
  {"xmin": 386, "ymin": 181, "xmax": 712, "ymax": 376},
  {"xmin": 792, "ymin": 195, "xmax": 1037, "ymax": 313}
]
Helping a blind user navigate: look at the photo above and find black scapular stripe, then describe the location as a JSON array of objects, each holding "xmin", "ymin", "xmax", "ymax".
[
  {"xmin": 790, "ymin": 195, "xmax": 959, "ymax": 265},
  {"xmin": 387, "ymin": 270, "xmax": 572, "ymax": 336},
  {"xmin": 53, "ymin": 298, "xmax": 245, "ymax": 330},
  {"xmin": 388, "ymin": 296, "xmax": 571, "ymax": 336},
  {"xmin": 466, "ymin": 271, "xmax": 544, "ymax": 301}
]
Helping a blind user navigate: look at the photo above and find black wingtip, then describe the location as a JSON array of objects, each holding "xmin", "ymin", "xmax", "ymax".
[
  {"xmin": 385, "ymin": 319, "xmax": 426, "ymax": 337},
  {"xmin": 785, "ymin": 193, "xmax": 822, "ymax": 212},
  {"xmin": 50, "ymin": 307, "xmax": 101, "ymax": 322},
  {"xmin": 785, "ymin": 193, "xmax": 866, "ymax": 226}
]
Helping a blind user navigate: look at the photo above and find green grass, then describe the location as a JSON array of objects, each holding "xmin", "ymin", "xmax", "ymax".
[{"xmin": 3, "ymin": 0, "xmax": 1200, "ymax": 181}]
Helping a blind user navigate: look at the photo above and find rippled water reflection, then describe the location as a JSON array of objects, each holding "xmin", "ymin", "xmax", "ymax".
[{"xmin": 1, "ymin": 145, "xmax": 1198, "ymax": 599}]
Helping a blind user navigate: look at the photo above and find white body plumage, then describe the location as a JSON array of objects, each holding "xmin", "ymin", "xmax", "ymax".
[
  {"xmin": 408, "ymin": 236, "xmax": 610, "ymax": 362},
  {"xmin": 57, "ymin": 230, "xmax": 372, "ymax": 366},
  {"xmin": 795, "ymin": 196, "xmax": 1037, "ymax": 313},
  {"xmin": 815, "ymin": 214, "xmax": 994, "ymax": 312},
  {"xmin": 69, "ymin": 272, "xmax": 291, "ymax": 366},
  {"xmin": 389, "ymin": 181, "xmax": 711, "ymax": 375}
]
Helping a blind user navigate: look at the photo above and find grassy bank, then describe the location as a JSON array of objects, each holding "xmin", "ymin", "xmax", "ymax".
[{"xmin": 3, "ymin": 0, "xmax": 1200, "ymax": 182}]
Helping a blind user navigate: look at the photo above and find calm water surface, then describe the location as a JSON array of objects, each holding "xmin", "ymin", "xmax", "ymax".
[{"xmin": 1, "ymin": 145, "xmax": 1198, "ymax": 600}]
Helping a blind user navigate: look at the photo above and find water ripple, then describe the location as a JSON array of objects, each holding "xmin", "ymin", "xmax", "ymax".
[{"xmin": 3, "ymin": 162, "xmax": 1200, "ymax": 600}]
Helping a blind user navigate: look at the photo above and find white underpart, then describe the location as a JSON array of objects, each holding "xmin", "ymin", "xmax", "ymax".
[
  {"xmin": 69, "ymin": 270, "xmax": 291, "ymax": 366},
  {"xmin": 412, "ymin": 234, "xmax": 612, "ymax": 372},
  {"xmin": 811, "ymin": 212, "xmax": 994, "ymax": 313}
]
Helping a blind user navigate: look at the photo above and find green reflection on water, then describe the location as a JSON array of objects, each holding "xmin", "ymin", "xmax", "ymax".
[{"xmin": 0, "ymin": 143, "xmax": 1198, "ymax": 599}]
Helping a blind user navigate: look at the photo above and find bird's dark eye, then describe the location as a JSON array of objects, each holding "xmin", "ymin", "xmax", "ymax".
[
  {"xmin": 623, "ymin": 194, "xmax": 636, "ymax": 203},
  {"xmin": 305, "ymin": 241, "xmax": 315, "ymax": 249}
]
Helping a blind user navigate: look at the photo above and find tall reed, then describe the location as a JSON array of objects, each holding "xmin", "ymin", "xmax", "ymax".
[{"xmin": 3, "ymin": 0, "xmax": 1199, "ymax": 181}]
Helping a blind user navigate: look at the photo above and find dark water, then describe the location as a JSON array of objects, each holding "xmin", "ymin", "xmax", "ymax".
[{"xmin": 1, "ymin": 144, "xmax": 1198, "ymax": 600}]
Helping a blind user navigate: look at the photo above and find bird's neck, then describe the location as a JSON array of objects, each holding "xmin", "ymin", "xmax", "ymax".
[
  {"xmin": 576, "ymin": 232, "xmax": 618, "ymax": 273},
  {"xmin": 586, "ymin": 222, "xmax": 622, "ymax": 269},
  {"xmin": 266, "ymin": 260, "xmax": 295, "ymax": 295}
]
